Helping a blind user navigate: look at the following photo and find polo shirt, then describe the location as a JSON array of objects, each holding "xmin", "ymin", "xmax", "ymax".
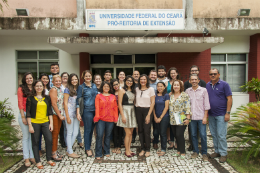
[{"xmin": 206, "ymin": 79, "xmax": 232, "ymax": 116}]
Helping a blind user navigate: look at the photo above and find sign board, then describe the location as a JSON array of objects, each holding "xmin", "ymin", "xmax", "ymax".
[{"xmin": 86, "ymin": 9, "xmax": 185, "ymax": 30}]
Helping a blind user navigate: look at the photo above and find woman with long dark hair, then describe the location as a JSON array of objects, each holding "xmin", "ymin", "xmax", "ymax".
[
  {"xmin": 117, "ymin": 75, "xmax": 137, "ymax": 157},
  {"xmin": 64, "ymin": 73, "xmax": 81, "ymax": 158},
  {"xmin": 118, "ymin": 71, "xmax": 125, "ymax": 89},
  {"xmin": 26, "ymin": 80, "xmax": 55, "ymax": 169},
  {"xmin": 135, "ymin": 74, "xmax": 155, "ymax": 157}
]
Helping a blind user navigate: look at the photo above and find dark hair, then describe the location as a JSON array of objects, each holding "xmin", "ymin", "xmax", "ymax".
[
  {"xmin": 190, "ymin": 65, "xmax": 200, "ymax": 72},
  {"xmin": 104, "ymin": 70, "xmax": 112, "ymax": 76},
  {"xmin": 93, "ymin": 74, "xmax": 102, "ymax": 81},
  {"xmin": 149, "ymin": 69, "xmax": 157, "ymax": 75},
  {"xmin": 61, "ymin": 72, "xmax": 69, "ymax": 78},
  {"xmin": 32, "ymin": 80, "xmax": 46, "ymax": 97},
  {"xmin": 110, "ymin": 79, "xmax": 119, "ymax": 94},
  {"xmin": 156, "ymin": 82, "xmax": 167, "ymax": 96},
  {"xmin": 133, "ymin": 70, "xmax": 140, "ymax": 75},
  {"xmin": 20, "ymin": 72, "xmax": 34, "ymax": 97},
  {"xmin": 157, "ymin": 65, "xmax": 166, "ymax": 72},
  {"xmin": 50, "ymin": 63, "xmax": 59, "ymax": 68},
  {"xmin": 81, "ymin": 70, "xmax": 92, "ymax": 79},
  {"xmin": 138, "ymin": 74, "xmax": 150, "ymax": 89},
  {"xmin": 189, "ymin": 74, "xmax": 200, "ymax": 80},
  {"xmin": 209, "ymin": 68, "xmax": 219, "ymax": 74},
  {"xmin": 39, "ymin": 73, "xmax": 50, "ymax": 91},
  {"xmin": 167, "ymin": 67, "xmax": 180, "ymax": 80},
  {"xmin": 171, "ymin": 80, "xmax": 184, "ymax": 94},
  {"xmin": 123, "ymin": 75, "xmax": 135, "ymax": 94},
  {"xmin": 99, "ymin": 81, "xmax": 112, "ymax": 94},
  {"xmin": 67, "ymin": 73, "xmax": 79, "ymax": 97}
]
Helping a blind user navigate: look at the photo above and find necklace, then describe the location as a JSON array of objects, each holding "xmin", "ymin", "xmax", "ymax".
[{"xmin": 36, "ymin": 96, "xmax": 43, "ymax": 102}]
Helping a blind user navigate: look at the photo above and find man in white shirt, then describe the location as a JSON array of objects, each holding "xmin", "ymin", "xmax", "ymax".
[{"xmin": 156, "ymin": 65, "xmax": 169, "ymax": 83}]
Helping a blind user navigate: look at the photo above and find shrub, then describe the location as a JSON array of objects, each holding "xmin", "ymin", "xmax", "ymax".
[
  {"xmin": 227, "ymin": 101, "xmax": 260, "ymax": 163},
  {"xmin": 240, "ymin": 77, "xmax": 260, "ymax": 101}
]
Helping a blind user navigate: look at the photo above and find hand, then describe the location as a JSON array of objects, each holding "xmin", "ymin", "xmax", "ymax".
[
  {"xmin": 145, "ymin": 116, "xmax": 150, "ymax": 124},
  {"xmin": 202, "ymin": 117, "xmax": 207, "ymax": 124},
  {"xmin": 49, "ymin": 124, "xmax": 53, "ymax": 132},
  {"xmin": 225, "ymin": 113, "xmax": 230, "ymax": 122},
  {"xmin": 67, "ymin": 117, "xmax": 71, "ymax": 124},
  {"xmin": 77, "ymin": 114, "xmax": 82, "ymax": 122},
  {"xmin": 184, "ymin": 119, "xmax": 189, "ymax": 125},
  {"xmin": 29, "ymin": 125, "xmax": 34, "ymax": 133},
  {"xmin": 59, "ymin": 115, "xmax": 65, "ymax": 121},
  {"xmin": 122, "ymin": 116, "xmax": 126, "ymax": 124},
  {"xmin": 155, "ymin": 117, "xmax": 161, "ymax": 123},
  {"xmin": 22, "ymin": 117, "xmax": 27, "ymax": 125},
  {"xmin": 169, "ymin": 92, "xmax": 172, "ymax": 96}
]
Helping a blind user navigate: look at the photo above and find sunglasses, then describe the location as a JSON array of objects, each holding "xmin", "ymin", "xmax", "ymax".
[{"xmin": 209, "ymin": 73, "xmax": 218, "ymax": 76}]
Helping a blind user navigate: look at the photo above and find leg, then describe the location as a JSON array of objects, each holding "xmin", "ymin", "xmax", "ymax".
[
  {"xmin": 132, "ymin": 128, "xmax": 136, "ymax": 143},
  {"xmin": 153, "ymin": 119, "xmax": 159, "ymax": 145},
  {"xmin": 143, "ymin": 108, "xmax": 151, "ymax": 154},
  {"xmin": 82, "ymin": 110, "xmax": 95, "ymax": 151},
  {"xmin": 71, "ymin": 118, "xmax": 80, "ymax": 148},
  {"xmin": 160, "ymin": 116, "xmax": 170, "ymax": 152},
  {"xmin": 52, "ymin": 115, "xmax": 61, "ymax": 153},
  {"xmin": 59, "ymin": 120, "xmax": 65, "ymax": 147},
  {"xmin": 190, "ymin": 120, "xmax": 199, "ymax": 154},
  {"xmin": 208, "ymin": 116, "xmax": 219, "ymax": 154},
  {"xmin": 76, "ymin": 127, "xmax": 83, "ymax": 144},
  {"xmin": 104, "ymin": 122, "xmax": 114, "ymax": 156},
  {"xmin": 95, "ymin": 120, "xmax": 105, "ymax": 158},
  {"xmin": 63, "ymin": 120, "xmax": 67, "ymax": 146},
  {"xmin": 39, "ymin": 131, "xmax": 42, "ymax": 151},
  {"xmin": 113, "ymin": 125, "xmax": 119, "ymax": 149},
  {"xmin": 170, "ymin": 125, "xmax": 177, "ymax": 150},
  {"xmin": 65, "ymin": 117, "xmax": 74, "ymax": 154},
  {"xmin": 31, "ymin": 123, "xmax": 41, "ymax": 163},
  {"xmin": 215, "ymin": 116, "xmax": 228, "ymax": 156},
  {"xmin": 198, "ymin": 120, "xmax": 207, "ymax": 155},
  {"xmin": 188, "ymin": 124, "xmax": 194, "ymax": 150},
  {"xmin": 136, "ymin": 107, "xmax": 145, "ymax": 151},
  {"xmin": 41, "ymin": 122, "xmax": 53, "ymax": 162},
  {"xmin": 175, "ymin": 125, "xmax": 187, "ymax": 154},
  {"xmin": 124, "ymin": 128, "xmax": 132, "ymax": 155}
]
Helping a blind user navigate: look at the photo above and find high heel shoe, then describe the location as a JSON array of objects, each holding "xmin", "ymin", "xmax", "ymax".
[
  {"xmin": 125, "ymin": 152, "xmax": 133, "ymax": 158},
  {"xmin": 131, "ymin": 152, "xmax": 136, "ymax": 156}
]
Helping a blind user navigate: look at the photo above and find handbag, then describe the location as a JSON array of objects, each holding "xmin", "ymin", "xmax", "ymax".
[{"xmin": 78, "ymin": 84, "xmax": 84, "ymax": 116}]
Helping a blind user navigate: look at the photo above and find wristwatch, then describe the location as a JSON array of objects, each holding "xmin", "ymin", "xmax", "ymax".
[{"xmin": 226, "ymin": 112, "xmax": 230, "ymax": 114}]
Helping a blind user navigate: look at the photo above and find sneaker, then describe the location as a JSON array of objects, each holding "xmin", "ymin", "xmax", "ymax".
[
  {"xmin": 191, "ymin": 152, "xmax": 198, "ymax": 159},
  {"xmin": 210, "ymin": 152, "xmax": 221, "ymax": 158},
  {"xmin": 180, "ymin": 155, "xmax": 186, "ymax": 159},
  {"xmin": 202, "ymin": 154, "xmax": 208, "ymax": 161},
  {"xmin": 219, "ymin": 155, "xmax": 227, "ymax": 163}
]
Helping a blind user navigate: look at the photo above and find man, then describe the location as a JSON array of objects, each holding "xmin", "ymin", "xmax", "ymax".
[
  {"xmin": 206, "ymin": 68, "xmax": 232, "ymax": 163},
  {"xmin": 185, "ymin": 74, "xmax": 210, "ymax": 161},
  {"xmin": 156, "ymin": 65, "xmax": 168, "ymax": 83},
  {"xmin": 184, "ymin": 65, "xmax": 207, "ymax": 151},
  {"xmin": 149, "ymin": 70, "xmax": 157, "ymax": 93},
  {"xmin": 132, "ymin": 70, "xmax": 140, "ymax": 143},
  {"xmin": 49, "ymin": 63, "xmax": 60, "ymax": 88},
  {"xmin": 104, "ymin": 70, "xmax": 112, "ymax": 82}
]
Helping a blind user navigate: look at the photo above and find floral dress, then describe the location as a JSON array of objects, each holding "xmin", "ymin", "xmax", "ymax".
[
  {"xmin": 169, "ymin": 92, "xmax": 192, "ymax": 125},
  {"xmin": 51, "ymin": 86, "xmax": 64, "ymax": 116}
]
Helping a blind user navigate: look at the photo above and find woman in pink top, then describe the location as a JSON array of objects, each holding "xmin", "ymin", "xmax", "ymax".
[
  {"xmin": 17, "ymin": 72, "xmax": 35, "ymax": 167},
  {"xmin": 135, "ymin": 74, "xmax": 155, "ymax": 157}
]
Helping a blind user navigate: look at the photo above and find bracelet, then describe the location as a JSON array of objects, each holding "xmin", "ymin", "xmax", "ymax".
[
  {"xmin": 21, "ymin": 116, "xmax": 25, "ymax": 118},
  {"xmin": 28, "ymin": 123, "xmax": 32, "ymax": 125}
]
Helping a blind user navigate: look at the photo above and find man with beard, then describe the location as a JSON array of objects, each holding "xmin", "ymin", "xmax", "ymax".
[
  {"xmin": 49, "ymin": 63, "xmax": 60, "ymax": 88},
  {"xmin": 156, "ymin": 65, "xmax": 169, "ymax": 83}
]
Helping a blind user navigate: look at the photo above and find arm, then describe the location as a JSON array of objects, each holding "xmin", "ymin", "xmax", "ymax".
[
  {"xmin": 184, "ymin": 94, "xmax": 191, "ymax": 125},
  {"xmin": 225, "ymin": 95, "xmax": 232, "ymax": 122},
  {"xmin": 76, "ymin": 85, "xmax": 82, "ymax": 117},
  {"xmin": 63, "ymin": 93, "xmax": 71, "ymax": 124},
  {"xmin": 203, "ymin": 89, "xmax": 210, "ymax": 124},
  {"xmin": 145, "ymin": 95, "xmax": 155, "ymax": 124},
  {"xmin": 18, "ymin": 88, "xmax": 27, "ymax": 125},
  {"xmin": 159, "ymin": 100, "xmax": 169, "ymax": 120},
  {"xmin": 27, "ymin": 118, "xmax": 34, "ymax": 133},
  {"xmin": 93, "ymin": 95, "xmax": 100, "ymax": 123},
  {"xmin": 118, "ymin": 89, "xmax": 126, "ymax": 124},
  {"xmin": 49, "ymin": 88, "xmax": 62, "ymax": 118},
  {"xmin": 49, "ymin": 115, "xmax": 53, "ymax": 132},
  {"xmin": 153, "ymin": 108, "xmax": 158, "ymax": 123},
  {"xmin": 113, "ymin": 96, "xmax": 118, "ymax": 123}
]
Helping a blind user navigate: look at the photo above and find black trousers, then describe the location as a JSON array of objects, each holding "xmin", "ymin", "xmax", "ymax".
[
  {"xmin": 31, "ymin": 122, "xmax": 53, "ymax": 163},
  {"xmin": 136, "ymin": 107, "xmax": 151, "ymax": 151},
  {"xmin": 171, "ymin": 125, "xmax": 187, "ymax": 154},
  {"xmin": 59, "ymin": 121, "xmax": 65, "ymax": 145},
  {"xmin": 113, "ymin": 124, "xmax": 124, "ymax": 148}
]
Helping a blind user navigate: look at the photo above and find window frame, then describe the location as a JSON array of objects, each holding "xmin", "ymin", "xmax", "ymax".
[{"xmin": 211, "ymin": 53, "xmax": 248, "ymax": 94}]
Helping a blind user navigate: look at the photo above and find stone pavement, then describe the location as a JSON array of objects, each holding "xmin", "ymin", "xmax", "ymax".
[{"xmin": 5, "ymin": 127, "xmax": 249, "ymax": 173}]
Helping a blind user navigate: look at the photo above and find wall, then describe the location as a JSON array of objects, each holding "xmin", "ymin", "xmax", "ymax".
[
  {"xmin": 0, "ymin": 0, "xmax": 77, "ymax": 18},
  {"xmin": 193, "ymin": 0, "xmax": 260, "ymax": 18},
  {"xmin": 0, "ymin": 36, "xmax": 79, "ymax": 125},
  {"xmin": 86, "ymin": 0, "xmax": 182, "ymax": 9}
]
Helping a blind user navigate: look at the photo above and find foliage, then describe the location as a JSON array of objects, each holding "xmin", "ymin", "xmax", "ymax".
[
  {"xmin": 0, "ymin": 98, "xmax": 19, "ymax": 163},
  {"xmin": 0, "ymin": 0, "xmax": 8, "ymax": 13},
  {"xmin": 227, "ymin": 101, "xmax": 260, "ymax": 163},
  {"xmin": 240, "ymin": 77, "xmax": 260, "ymax": 101}
]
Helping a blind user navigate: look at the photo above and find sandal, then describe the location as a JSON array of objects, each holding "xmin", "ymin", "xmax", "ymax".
[
  {"xmin": 139, "ymin": 150, "xmax": 145, "ymax": 157},
  {"xmin": 116, "ymin": 148, "xmax": 122, "ymax": 154},
  {"xmin": 112, "ymin": 148, "xmax": 117, "ymax": 153},
  {"xmin": 56, "ymin": 151, "xmax": 63, "ymax": 158},
  {"xmin": 85, "ymin": 150, "xmax": 94, "ymax": 157},
  {"xmin": 47, "ymin": 161, "xmax": 56, "ymax": 166},
  {"xmin": 24, "ymin": 161, "xmax": 31, "ymax": 167},
  {"xmin": 96, "ymin": 157, "xmax": 101, "ymax": 160},
  {"xmin": 51, "ymin": 153, "xmax": 62, "ymax": 162},
  {"xmin": 180, "ymin": 155, "xmax": 186, "ymax": 159},
  {"xmin": 36, "ymin": 165, "xmax": 44, "ymax": 169},
  {"xmin": 78, "ymin": 143, "xmax": 84, "ymax": 149},
  {"xmin": 145, "ymin": 152, "xmax": 150, "ymax": 157},
  {"xmin": 29, "ymin": 158, "xmax": 36, "ymax": 164}
]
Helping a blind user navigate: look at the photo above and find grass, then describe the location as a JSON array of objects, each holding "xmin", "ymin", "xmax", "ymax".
[
  {"xmin": 0, "ymin": 155, "xmax": 23, "ymax": 173},
  {"xmin": 227, "ymin": 150, "xmax": 260, "ymax": 173}
]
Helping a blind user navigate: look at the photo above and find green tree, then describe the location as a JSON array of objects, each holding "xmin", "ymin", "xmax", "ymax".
[
  {"xmin": 0, "ymin": 0, "xmax": 8, "ymax": 13},
  {"xmin": 240, "ymin": 77, "xmax": 260, "ymax": 102}
]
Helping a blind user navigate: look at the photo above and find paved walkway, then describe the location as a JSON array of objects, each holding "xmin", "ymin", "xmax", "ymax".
[{"xmin": 5, "ymin": 127, "xmax": 248, "ymax": 173}]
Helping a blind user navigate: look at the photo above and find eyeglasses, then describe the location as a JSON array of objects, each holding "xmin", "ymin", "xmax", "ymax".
[
  {"xmin": 113, "ymin": 83, "xmax": 119, "ymax": 86},
  {"xmin": 126, "ymin": 80, "xmax": 133, "ymax": 83},
  {"xmin": 191, "ymin": 70, "xmax": 198, "ymax": 72},
  {"xmin": 209, "ymin": 73, "xmax": 218, "ymax": 76}
]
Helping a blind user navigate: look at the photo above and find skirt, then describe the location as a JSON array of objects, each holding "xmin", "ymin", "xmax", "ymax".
[{"xmin": 117, "ymin": 105, "xmax": 137, "ymax": 128}]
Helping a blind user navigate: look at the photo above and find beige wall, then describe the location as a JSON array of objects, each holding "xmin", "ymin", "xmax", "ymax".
[
  {"xmin": 193, "ymin": 0, "xmax": 260, "ymax": 18},
  {"xmin": 86, "ymin": 0, "xmax": 182, "ymax": 9},
  {"xmin": 0, "ymin": 0, "xmax": 77, "ymax": 18}
]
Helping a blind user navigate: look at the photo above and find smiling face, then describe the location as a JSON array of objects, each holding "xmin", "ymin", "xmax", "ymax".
[
  {"xmin": 158, "ymin": 69, "xmax": 166, "ymax": 78},
  {"xmin": 157, "ymin": 83, "xmax": 165, "ymax": 94},
  {"xmin": 125, "ymin": 77, "xmax": 133, "ymax": 88},
  {"xmin": 53, "ymin": 77, "xmax": 61, "ymax": 88},
  {"xmin": 149, "ymin": 72, "xmax": 157, "ymax": 83},
  {"xmin": 61, "ymin": 73, "xmax": 68, "ymax": 84},
  {"xmin": 26, "ymin": 74, "xmax": 33, "ymax": 85},
  {"xmin": 170, "ymin": 70, "xmax": 178, "ymax": 80},
  {"xmin": 50, "ymin": 65, "xmax": 59, "ymax": 75},
  {"xmin": 41, "ymin": 76, "xmax": 49, "ymax": 87},
  {"xmin": 209, "ymin": 69, "xmax": 220, "ymax": 83},
  {"xmin": 103, "ymin": 83, "xmax": 110, "ymax": 93},
  {"xmin": 112, "ymin": 81, "xmax": 119, "ymax": 91},
  {"xmin": 190, "ymin": 75, "xmax": 199, "ymax": 88},
  {"xmin": 84, "ymin": 72, "xmax": 92, "ymax": 83},
  {"xmin": 132, "ymin": 71, "xmax": 140, "ymax": 82},
  {"xmin": 140, "ymin": 76, "xmax": 147, "ymax": 86},
  {"xmin": 34, "ymin": 81, "xmax": 44, "ymax": 94},
  {"xmin": 94, "ymin": 75, "xmax": 102, "ymax": 86},
  {"xmin": 173, "ymin": 81, "xmax": 181, "ymax": 93},
  {"xmin": 104, "ymin": 72, "xmax": 112, "ymax": 81},
  {"xmin": 118, "ymin": 72, "xmax": 125, "ymax": 82},
  {"xmin": 71, "ymin": 76, "xmax": 78, "ymax": 86},
  {"xmin": 190, "ymin": 67, "xmax": 199, "ymax": 75}
]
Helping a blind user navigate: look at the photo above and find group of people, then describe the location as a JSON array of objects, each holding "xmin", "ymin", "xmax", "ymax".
[{"xmin": 17, "ymin": 63, "xmax": 232, "ymax": 169}]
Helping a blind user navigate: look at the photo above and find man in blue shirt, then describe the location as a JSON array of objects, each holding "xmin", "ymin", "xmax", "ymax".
[
  {"xmin": 206, "ymin": 68, "xmax": 232, "ymax": 163},
  {"xmin": 49, "ymin": 63, "xmax": 59, "ymax": 88}
]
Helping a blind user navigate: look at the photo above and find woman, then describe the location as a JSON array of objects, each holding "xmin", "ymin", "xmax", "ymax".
[
  {"xmin": 64, "ymin": 73, "xmax": 82, "ymax": 158},
  {"xmin": 118, "ymin": 71, "xmax": 125, "ymax": 89},
  {"xmin": 94, "ymin": 82, "xmax": 118, "ymax": 159},
  {"xmin": 135, "ymin": 74, "xmax": 155, "ymax": 157},
  {"xmin": 60, "ymin": 72, "xmax": 69, "ymax": 93},
  {"xmin": 94, "ymin": 74, "xmax": 102, "ymax": 91},
  {"xmin": 117, "ymin": 75, "xmax": 137, "ymax": 157},
  {"xmin": 165, "ymin": 67, "xmax": 181, "ymax": 150},
  {"xmin": 17, "ymin": 72, "xmax": 35, "ymax": 166},
  {"xmin": 76, "ymin": 70, "xmax": 98, "ymax": 157},
  {"xmin": 26, "ymin": 80, "xmax": 56, "ymax": 169},
  {"xmin": 110, "ymin": 79, "xmax": 123, "ymax": 154},
  {"xmin": 153, "ymin": 82, "xmax": 170, "ymax": 156},
  {"xmin": 169, "ymin": 80, "xmax": 191, "ymax": 159},
  {"xmin": 49, "ymin": 75, "xmax": 65, "ymax": 161}
]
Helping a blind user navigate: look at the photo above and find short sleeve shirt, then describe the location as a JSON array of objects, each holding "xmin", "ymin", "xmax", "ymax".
[
  {"xmin": 64, "ymin": 88, "xmax": 77, "ymax": 118},
  {"xmin": 155, "ymin": 93, "xmax": 170, "ymax": 117},
  {"xmin": 135, "ymin": 87, "xmax": 155, "ymax": 107}
]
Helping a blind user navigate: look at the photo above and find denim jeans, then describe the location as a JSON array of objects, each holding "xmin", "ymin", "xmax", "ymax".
[
  {"xmin": 65, "ymin": 117, "xmax": 80, "ymax": 154},
  {"xmin": 153, "ymin": 119, "xmax": 160, "ymax": 144},
  {"xmin": 208, "ymin": 115, "xmax": 228, "ymax": 156},
  {"xmin": 63, "ymin": 120, "xmax": 67, "ymax": 146},
  {"xmin": 18, "ymin": 112, "xmax": 34, "ymax": 159},
  {"xmin": 154, "ymin": 116, "xmax": 170, "ymax": 152},
  {"xmin": 95, "ymin": 120, "xmax": 114, "ymax": 157},
  {"xmin": 190, "ymin": 120, "xmax": 207, "ymax": 155},
  {"xmin": 76, "ymin": 127, "xmax": 82, "ymax": 143},
  {"xmin": 82, "ymin": 110, "xmax": 95, "ymax": 150}
]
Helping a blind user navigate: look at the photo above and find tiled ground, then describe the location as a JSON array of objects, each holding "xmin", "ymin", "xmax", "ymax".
[{"xmin": 5, "ymin": 126, "xmax": 248, "ymax": 173}]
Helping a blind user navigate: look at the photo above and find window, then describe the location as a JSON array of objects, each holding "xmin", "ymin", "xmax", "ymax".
[
  {"xmin": 17, "ymin": 51, "xmax": 59, "ymax": 86},
  {"xmin": 211, "ymin": 54, "xmax": 247, "ymax": 92}
]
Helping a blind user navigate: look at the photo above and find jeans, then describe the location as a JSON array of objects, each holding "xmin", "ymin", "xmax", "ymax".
[
  {"xmin": 190, "ymin": 120, "xmax": 207, "ymax": 155},
  {"xmin": 171, "ymin": 125, "xmax": 187, "ymax": 154},
  {"xmin": 31, "ymin": 122, "xmax": 52, "ymax": 163},
  {"xmin": 208, "ymin": 115, "xmax": 228, "ymax": 156},
  {"xmin": 65, "ymin": 117, "xmax": 79, "ymax": 154},
  {"xmin": 82, "ymin": 110, "xmax": 95, "ymax": 150},
  {"xmin": 153, "ymin": 119, "xmax": 160, "ymax": 144},
  {"xmin": 18, "ymin": 112, "xmax": 34, "ymax": 159},
  {"xmin": 76, "ymin": 127, "xmax": 82, "ymax": 143},
  {"xmin": 95, "ymin": 120, "xmax": 114, "ymax": 157},
  {"xmin": 154, "ymin": 116, "xmax": 170, "ymax": 152},
  {"xmin": 63, "ymin": 120, "xmax": 67, "ymax": 146}
]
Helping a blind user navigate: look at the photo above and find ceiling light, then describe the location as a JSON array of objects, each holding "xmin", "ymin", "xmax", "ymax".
[
  {"xmin": 16, "ymin": 9, "xmax": 29, "ymax": 16},
  {"xmin": 115, "ymin": 50, "xmax": 123, "ymax": 54},
  {"xmin": 237, "ymin": 9, "xmax": 250, "ymax": 16}
]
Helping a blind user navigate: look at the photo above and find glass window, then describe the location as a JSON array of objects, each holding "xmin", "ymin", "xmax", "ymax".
[
  {"xmin": 39, "ymin": 62, "xmax": 58, "ymax": 75},
  {"xmin": 92, "ymin": 68, "xmax": 114, "ymax": 81},
  {"xmin": 17, "ymin": 62, "xmax": 37, "ymax": 86},
  {"xmin": 135, "ymin": 67, "xmax": 155, "ymax": 76},
  {"xmin": 116, "ymin": 68, "xmax": 133, "ymax": 77},
  {"xmin": 135, "ymin": 54, "xmax": 155, "ymax": 64},
  {"xmin": 211, "ymin": 64, "xmax": 226, "ymax": 81},
  {"xmin": 17, "ymin": 51, "xmax": 37, "ymax": 59},
  {"xmin": 227, "ymin": 54, "xmax": 246, "ymax": 62},
  {"xmin": 228, "ymin": 65, "xmax": 246, "ymax": 92},
  {"xmin": 114, "ymin": 55, "xmax": 132, "ymax": 64},
  {"xmin": 211, "ymin": 54, "xmax": 226, "ymax": 62},
  {"xmin": 91, "ymin": 54, "xmax": 111, "ymax": 64},
  {"xmin": 39, "ymin": 51, "xmax": 59, "ymax": 59}
]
